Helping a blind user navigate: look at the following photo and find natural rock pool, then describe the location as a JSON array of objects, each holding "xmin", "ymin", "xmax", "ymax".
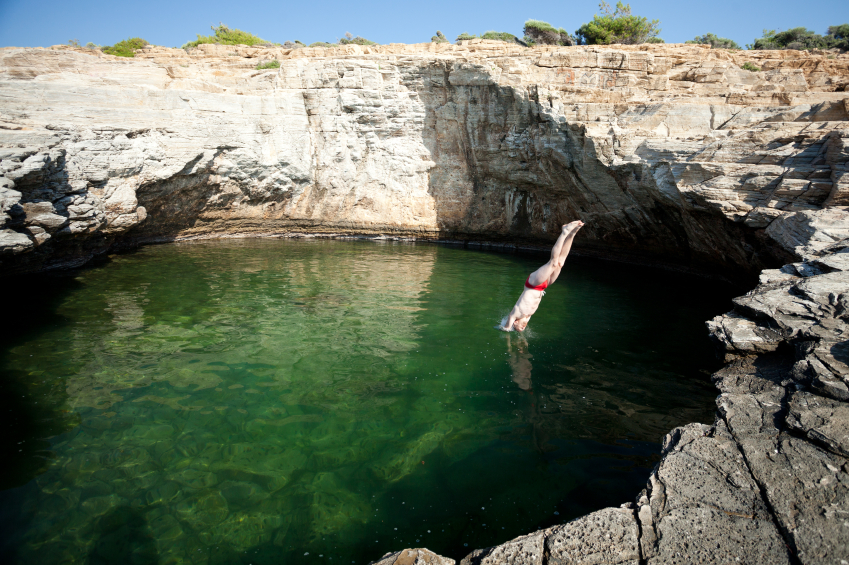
[{"xmin": 0, "ymin": 239, "xmax": 738, "ymax": 564}]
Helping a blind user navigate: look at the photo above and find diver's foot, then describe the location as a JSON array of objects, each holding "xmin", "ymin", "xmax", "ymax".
[{"xmin": 562, "ymin": 220, "xmax": 584, "ymax": 234}]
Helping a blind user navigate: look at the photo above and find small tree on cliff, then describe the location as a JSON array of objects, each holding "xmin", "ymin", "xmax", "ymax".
[
  {"xmin": 575, "ymin": 2, "xmax": 661, "ymax": 45},
  {"xmin": 182, "ymin": 24, "xmax": 274, "ymax": 49},
  {"xmin": 748, "ymin": 26, "xmax": 848, "ymax": 51},
  {"xmin": 685, "ymin": 33, "xmax": 741, "ymax": 49},
  {"xmin": 523, "ymin": 20, "xmax": 574, "ymax": 46},
  {"xmin": 102, "ymin": 37, "xmax": 149, "ymax": 57}
]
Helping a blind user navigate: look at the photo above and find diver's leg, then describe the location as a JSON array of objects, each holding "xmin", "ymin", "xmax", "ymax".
[
  {"xmin": 530, "ymin": 222, "xmax": 582, "ymax": 286},
  {"xmin": 556, "ymin": 221, "xmax": 583, "ymax": 265}
]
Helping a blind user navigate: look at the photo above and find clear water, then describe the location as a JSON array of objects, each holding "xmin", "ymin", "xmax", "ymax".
[{"xmin": 0, "ymin": 239, "xmax": 735, "ymax": 564}]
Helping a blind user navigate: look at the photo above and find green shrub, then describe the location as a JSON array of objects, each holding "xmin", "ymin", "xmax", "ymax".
[
  {"xmin": 308, "ymin": 42, "xmax": 334, "ymax": 48},
  {"xmin": 480, "ymin": 31, "xmax": 517, "ymax": 42},
  {"xmin": 456, "ymin": 32, "xmax": 477, "ymax": 42},
  {"xmin": 183, "ymin": 24, "xmax": 271, "ymax": 49},
  {"xmin": 431, "ymin": 31, "xmax": 448, "ymax": 43},
  {"xmin": 827, "ymin": 24, "xmax": 849, "ymax": 50},
  {"xmin": 575, "ymin": 2, "xmax": 661, "ymax": 45},
  {"xmin": 685, "ymin": 33, "xmax": 740, "ymax": 49},
  {"xmin": 338, "ymin": 32, "xmax": 377, "ymax": 46},
  {"xmin": 747, "ymin": 26, "xmax": 848, "ymax": 51},
  {"xmin": 255, "ymin": 59, "xmax": 280, "ymax": 70},
  {"xmin": 67, "ymin": 39, "xmax": 80, "ymax": 47},
  {"xmin": 645, "ymin": 37, "xmax": 664, "ymax": 43},
  {"xmin": 741, "ymin": 62, "xmax": 761, "ymax": 72},
  {"xmin": 524, "ymin": 19, "xmax": 574, "ymax": 45},
  {"xmin": 102, "ymin": 37, "xmax": 149, "ymax": 57}
]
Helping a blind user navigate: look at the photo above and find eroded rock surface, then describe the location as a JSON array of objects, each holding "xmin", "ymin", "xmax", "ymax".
[{"xmin": 0, "ymin": 42, "xmax": 847, "ymax": 275}]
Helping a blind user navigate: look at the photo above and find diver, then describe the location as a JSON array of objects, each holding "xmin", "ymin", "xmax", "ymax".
[{"xmin": 501, "ymin": 220, "xmax": 584, "ymax": 332}]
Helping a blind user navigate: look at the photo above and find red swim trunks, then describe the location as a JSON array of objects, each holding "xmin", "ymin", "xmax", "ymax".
[{"xmin": 524, "ymin": 277, "xmax": 549, "ymax": 291}]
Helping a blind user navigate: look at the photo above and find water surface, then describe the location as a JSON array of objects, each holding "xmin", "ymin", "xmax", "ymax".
[{"xmin": 0, "ymin": 239, "xmax": 735, "ymax": 564}]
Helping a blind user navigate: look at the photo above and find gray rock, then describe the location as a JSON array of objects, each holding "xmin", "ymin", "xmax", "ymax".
[
  {"xmin": 20, "ymin": 201, "xmax": 68, "ymax": 230},
  {"xmin": 813, "ymin": 248, "xmax": 849, "ymax": 272},
  {"xmin": 544, "ymin": 508, "xmax": 639, "ymax": 565},
  {"xmin": 0, "ymin": 228, "xmax": 33, "ymax": 254},
  {"xmin": 460, "ymin": 531, "xmax": 544, "ymax": 565},
  {"xmin": 650, "ymin": 506, "xmax": 791, "ymax": 565},
  {"xmin": 370, "ymin": 548, "xmax": 455, "ymax": 565},
  {"xmin": 786, "ymin": 391, "xmax": 849, "ymax": 457},
  {"xmin": 642, "ymin": 423, "xmax": 791, "ymax": 564},
  {"xmin": 706, "ymin": 312, "xmax": 783, "ymax": 361},
  {"xmin": 765, "ymin": 209, "xmax": 849, "ymax": 260},
  {"xmin": 735, "ymin": 433, "xmax": 849, "ymax": 565}
]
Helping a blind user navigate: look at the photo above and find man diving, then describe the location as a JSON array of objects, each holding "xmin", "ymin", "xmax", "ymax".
[{"xmin": 501, "ymin": 220, "xmax": 584, "ymax": 332}]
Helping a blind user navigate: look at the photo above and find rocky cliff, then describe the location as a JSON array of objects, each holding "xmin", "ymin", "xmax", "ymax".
[
  {"xmin": 1, "ymin": 41, "xmax": 847, "ymax": 275},
  {"xmin": 0, "ymin": 40, "xmax": 847, "ymax": 564}
]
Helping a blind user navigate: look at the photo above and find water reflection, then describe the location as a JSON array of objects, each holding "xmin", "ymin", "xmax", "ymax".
[{"xmin": 505, "ymin": 334, "xmax": 533, "ymax": 391}]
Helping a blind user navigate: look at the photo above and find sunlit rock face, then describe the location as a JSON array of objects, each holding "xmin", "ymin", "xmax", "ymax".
[{"xmin": 0, "ymin": 41, "xmax": 847, "ymax": 275}]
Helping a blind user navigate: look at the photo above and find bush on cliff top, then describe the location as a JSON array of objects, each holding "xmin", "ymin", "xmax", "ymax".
[
  {"xmin": 524, "ymin": 20, "xmax": 574, "ymax": 46},
  {"xmin": 748, "ymin": 26, "xmax": 849, "ymax": 51},
  {"xmin": 339, "ymin": 32, "xmax": 377, "ymax": 46},
  {"xmin": 575, "ymin": 2, "xmax": 661, "ymax": 45},
  {"xmin": 183, "ymin": 24, "xmax": 274, "ymax": 49},
  {"xmin": 685, "ymin": 33, "xmax": 740, "ymax": 49},
  {"xmin": 455, "ymin": 31, "xmax": 518, "ymax": 44},
  {"xmin": 481, "ymin": 31, "xmax": 518, "ymax": 42},
  {"xmin": 102, "ymin": 37, "xmax": 149, "ymax": 57}
]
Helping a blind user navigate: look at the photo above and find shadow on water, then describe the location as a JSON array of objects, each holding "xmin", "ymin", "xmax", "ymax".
[
  {"xmin": 85, "ymin": 506, "xmax": 159, "ymax": 565},
  {"xmin": 0, "ymin": 273, "xmax": 86, "ymax": 487}
]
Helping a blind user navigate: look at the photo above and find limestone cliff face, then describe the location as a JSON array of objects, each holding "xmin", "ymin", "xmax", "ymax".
[{"xmin": 0, "ymin": 41, "xmax": 847, "ymax": 275}]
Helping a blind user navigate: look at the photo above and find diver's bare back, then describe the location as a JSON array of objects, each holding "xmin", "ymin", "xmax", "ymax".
[{"xmin": 501, "ymin": 221, "xmax": 584, "ymax": 332}]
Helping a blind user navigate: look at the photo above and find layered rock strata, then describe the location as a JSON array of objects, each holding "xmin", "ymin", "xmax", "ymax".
[
  {"xmin": 0, "ymin": 40, "xmax": 847, "ymax": 564},
  {"xmin": 1, "ymin": 41, "xmax": 847, "ymax": 275}
]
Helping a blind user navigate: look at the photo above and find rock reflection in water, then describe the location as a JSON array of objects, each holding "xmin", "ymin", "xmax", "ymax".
[
  {"xmin": 0, "ymin": 240, "xmax": 731, "ymax": 564},
  {"xmin": 6, "ymin": 240, "xmax": 440, "ymax": 564}
]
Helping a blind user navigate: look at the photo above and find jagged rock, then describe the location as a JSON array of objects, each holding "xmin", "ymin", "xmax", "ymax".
[
  {"xmin": 370, "ymin": 548, "xmax": 454, "ymax": 565},
  {"xmin": 766, "ymin": 209, "xmax": 849, "ymax": 260},
  {"xmin": 0, "ymin": 228, "xmax": 32, "ymax": 254},
  {"xmin": 706, "ymin": 311, "xmax": 783, "ymax": 361},
  {"xmin": 786, "ymin": 391, "xmax": 849, "ymax": 457},
  {"xmin": 459, "ymin": 507, "xmax": 639, "ymax": 565},
  {"xmin": 813, "ymin": 248, "xmax": 849, "ymax": 271},
  {"xmin": 711, "ymin": 355, "xmax": 849, "ymax": 565}
]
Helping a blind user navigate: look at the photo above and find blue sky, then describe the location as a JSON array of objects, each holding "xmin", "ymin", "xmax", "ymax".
[{"xmin": 0, "ymin": 0, "xmax": 846, "ymax": 49}]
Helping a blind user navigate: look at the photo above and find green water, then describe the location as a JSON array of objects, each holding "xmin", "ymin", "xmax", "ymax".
[{"xmin": 0, "ymin": 239, "xmax": 734, "ymax": 564}]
